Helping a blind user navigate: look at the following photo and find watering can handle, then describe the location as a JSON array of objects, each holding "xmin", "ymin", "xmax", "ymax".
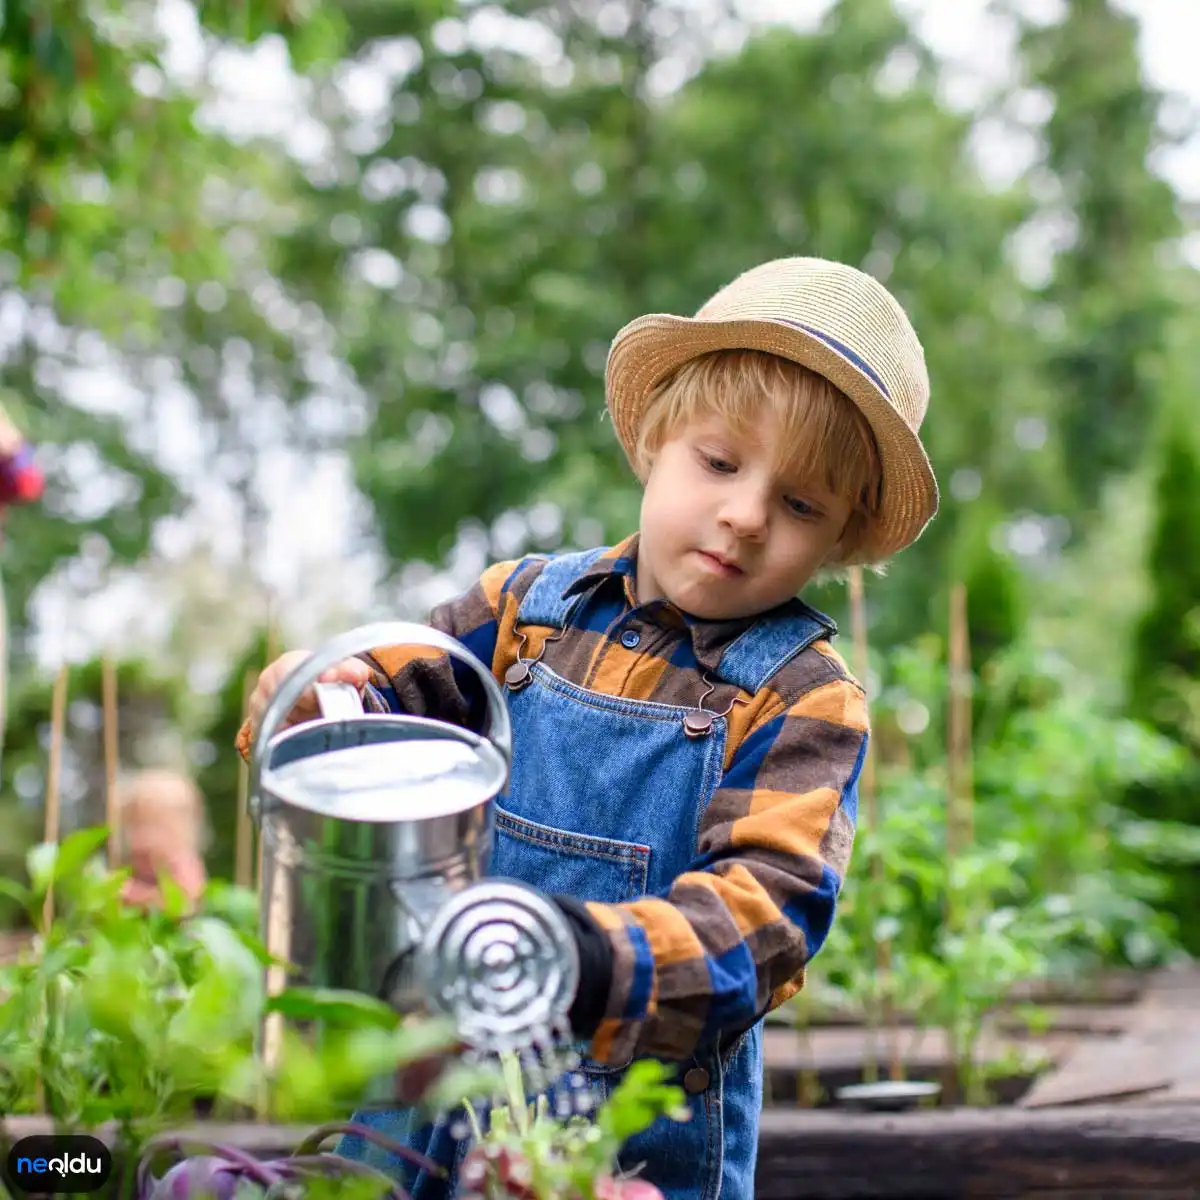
[
  {"xmin": 248, "ymin": 620, "xmax": 513, "ymax": 775},
  {"xmin": 312, "ymin": 681, "xmax": 365, "ymax": 722}
]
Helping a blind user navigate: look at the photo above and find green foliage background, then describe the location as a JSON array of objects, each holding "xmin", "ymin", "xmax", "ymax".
[{"xmin": 2, "ymin": 0, "xmax": 1199, "ymax": 977}]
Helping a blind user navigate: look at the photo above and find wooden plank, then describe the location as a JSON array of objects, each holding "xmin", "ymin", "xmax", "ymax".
[
  {"xmin": 9, "ymin": 1108, "xmax": 1200, "ymax": 1198},
  {"xmin": 768, "ymin": 999, "xmax": 1138, "ymax": 1037},
  {"xmin": 763, "ymin": 1024, "xmax": 1081, "ymax": 1076},
  {"xmin": 754, "ymin": 1104, "xmax": 1200, "ymax": 1199},
  {"xmin": 1004, "ymin": 968, "xmax": 1145, "ymax": 1007},
  {"xmin": 1130, "ymin": 967, "xmax": 1200, "ymax": 1106},
  {"xmin": 990, "ymin": 1003, "xmax": 1134, "ymax": 1037},
  {"xmin": 1019, "ymin": 966, "xmax": 1200, "ymax": 1109}
]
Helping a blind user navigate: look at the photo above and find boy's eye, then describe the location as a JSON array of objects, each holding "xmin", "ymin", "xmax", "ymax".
[
  {"xmin": 702, "ymin": 453, "xmax": 736, "ymax": 474},
  {"xmin": 785, "ymin": 496, "xmax": 817, "ymax": 518}
]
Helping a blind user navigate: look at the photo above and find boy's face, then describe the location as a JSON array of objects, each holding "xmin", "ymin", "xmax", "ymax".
[{"xmin": 636, "ymin": 413, "xmax": 853, "ymax": 620}]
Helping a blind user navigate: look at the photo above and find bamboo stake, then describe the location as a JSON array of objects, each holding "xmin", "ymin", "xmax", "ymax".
[
  {"xmin": 35, "ymin": 663, "xmax": 69, "ymax": 1117},
  {"xmin": 234, "ymin": 669, "xmax": 256, "ymax": 889},
  {"xmin": 848, "ymin": 567, "xmax": 902, "ymax": 1083},
  {"xmin": 255, "ymin": 603, "xmax": 279, "ymax": 898},
  {"xmin": 257, "ymin": 598, "xmax": 281, "ymax": 1118},
  {"xmin": 102, "ymin": 658, "xmax": 120, "ymax": 868},
  {"xmin": 41, "ymin": 664, "xmax": 69, "ymax": 930},
  {"xmin": 946, "ymin": 583, "xmax": 975, "ymax": 871},
  {"xmin": 944, "ymin": 582, "xmax": 975, "ymax": 1102}
]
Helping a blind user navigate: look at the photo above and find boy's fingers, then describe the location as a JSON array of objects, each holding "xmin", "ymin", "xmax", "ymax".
[
  {"xmin": 316, "ymin": 657, "xmax": 372, "ymax": 686},
  {"xmin": 247, "ymin": 651, "xmax": 311, "ymax": 731},
  {"xmin": 246, "ymin": 655, "xmax": 371, "ymax": 736}
]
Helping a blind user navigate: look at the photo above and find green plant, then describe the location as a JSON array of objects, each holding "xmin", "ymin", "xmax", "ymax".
[
  {"xmin": 1, "ymin": 827, "xmax": 688, "ymax": 1198},
  {"xmin": 457, "ymin": 1053, "xmax": 689, "ymax": 1200},
  {"xmin": 808, "ymin": 631, "xmax": 1193, "ymax": 1103},
  {"xmin": 0, "ymin": 828, "xmax": 463, "ymax": 1147}
]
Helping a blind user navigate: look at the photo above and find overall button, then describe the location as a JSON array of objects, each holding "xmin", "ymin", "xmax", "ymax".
[
  {"xmin": 682, "ymin": 1066, "xmax": 710, "ymax": 1094},
  {"xmin": 620, "ymin": 629, "xmax": 641, "ymax": 649}
]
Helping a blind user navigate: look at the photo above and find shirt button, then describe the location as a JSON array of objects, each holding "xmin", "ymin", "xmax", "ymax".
[
  {"xmin": 683, "ymin": 1067, "xmax": 710, "ymax": 1094},
  {"xmin": 620, "ymin": 629, "xmax": 641, "ymax": 649}
]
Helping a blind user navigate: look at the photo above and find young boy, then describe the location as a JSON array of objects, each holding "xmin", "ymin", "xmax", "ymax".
[{"xmin": 240, "ymin": 257, "xmax": 938, "ymax": 1200}]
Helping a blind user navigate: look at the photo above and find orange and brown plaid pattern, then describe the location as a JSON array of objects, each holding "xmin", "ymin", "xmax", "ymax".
[
  {"xmin": 239, "ymin": 534, "xmax": 867, "ymax": 1065},
  {"xmin": 366, "ymin": 534, "xmax": 866, "ymax": 1065}
]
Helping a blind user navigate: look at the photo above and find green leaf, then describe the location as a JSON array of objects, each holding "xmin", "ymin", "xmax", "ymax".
[
  {"xmin": 157, "ymin": 872, "xmax": 190, "ymax": 922},
  {"xmin": 54, "ymin": 827, "xmax": 111, "ymax": 881},
  {"xmin": 200, "ymin": 882, "xmax": 261, "ymax": 934},
  {"xmin": 595, "ymin": 1059, "xmax": 688, "ymax": 1148},
  {"xmin": 26, "ymin": 842, "xmax": 57, "ymax": 895},
  {"xmin": 265, "ymin": 986, "xmax": 400, "ymax": 1031}
]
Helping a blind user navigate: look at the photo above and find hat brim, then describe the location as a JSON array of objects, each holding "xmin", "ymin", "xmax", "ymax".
[{"xmin": 605, "ymin": 313, "xmax": 940, "ymax": 562}]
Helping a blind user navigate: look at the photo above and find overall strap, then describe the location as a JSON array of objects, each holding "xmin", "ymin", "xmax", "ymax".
[
  {"xmin": 713, "ymin": 599, "xmax": 838, "ymax": 694},
  {"xmin": 515, "ymin": 546, "xmax": 611, "ymax": 628}
]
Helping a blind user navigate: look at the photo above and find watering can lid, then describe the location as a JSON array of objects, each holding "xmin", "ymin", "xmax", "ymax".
[
  {"xmin": 262, "ymin": 717, "xmax": 508, "ymax": 823},
  {"xmin": 248, "ymin": 626, "xmax": 514, "ymax": 823}
]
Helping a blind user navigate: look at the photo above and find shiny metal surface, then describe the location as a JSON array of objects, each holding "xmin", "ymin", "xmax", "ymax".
[
  {"xmin": 418, "ymin": 881, "xmax": 580, "ymax": 1054},
  {"xmin": 252, "ymin": 625, "xmax": 510, "ymax": 1009},
  {"xmin": 250, "ymin": 623, "xmax": 579, "ymax": 1093}
]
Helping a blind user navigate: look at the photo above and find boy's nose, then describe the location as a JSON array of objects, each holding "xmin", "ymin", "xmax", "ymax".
[{"xmin": 719, "ymin": 488, "xmax": 769, "ymax": 540}]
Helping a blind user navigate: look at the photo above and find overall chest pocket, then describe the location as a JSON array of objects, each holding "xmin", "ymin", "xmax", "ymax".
[{"xmin": 491, "ymin": 807, "xmax": 651, "ymax": 904}]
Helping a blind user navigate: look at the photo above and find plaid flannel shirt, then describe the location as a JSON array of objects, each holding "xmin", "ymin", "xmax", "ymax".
[{"xmin": 239, "ymin": 533, "xmax": 866, "ymax": 1065}]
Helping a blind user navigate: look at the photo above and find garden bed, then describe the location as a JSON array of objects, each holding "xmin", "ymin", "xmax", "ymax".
[
  {"xmin": 7, "ymin": 1106, "xmax": 1200, "ymax": 1199},
  {"xmin": 753, "ymin": 1103, "xmax": 1200, "ymax": 1199},
  {"xmin": 761, "ymin": 965, "xmax": 1200, "ymax": 1111},
  {"xmin": 6, "ymin": 839, "xmax": 1199, "ymax": 1199}
]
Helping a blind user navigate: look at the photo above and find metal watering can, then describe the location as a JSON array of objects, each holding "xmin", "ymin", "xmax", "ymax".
[{"xmin": 248, "ymin": 622, "xmax": 579, "ymax": 1099}]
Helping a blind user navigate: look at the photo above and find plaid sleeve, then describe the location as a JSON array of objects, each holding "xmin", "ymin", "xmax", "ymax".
[
  {"xmin": 357, "ymin": 557, "xmax": 535, "ymax": 728},
  {"xmin": 582, "ymin": 675, "xmax": 867, "ymax": 1066},
  {"xmin": 234, "ymin": 558, "xmax": 537, "ymax": 759}
]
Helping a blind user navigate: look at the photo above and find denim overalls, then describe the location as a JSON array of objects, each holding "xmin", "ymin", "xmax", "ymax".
[{"xmin": 340, "ymin": 547, "xmax": 839, "ymax": 1200}]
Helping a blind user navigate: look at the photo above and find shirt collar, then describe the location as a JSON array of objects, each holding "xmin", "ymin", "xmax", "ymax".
[
  {"xmin": 560, "ymin": 533, "xmax": 642, "ymax": 605},
  {"xmin": 558, "ymin": 532, "xmax": 767, "ymax": 675}
]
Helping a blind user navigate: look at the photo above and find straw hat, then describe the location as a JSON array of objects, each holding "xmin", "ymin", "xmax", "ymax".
[{"xmin": 605, "ymin": 257, "xmax": 939, "ymax": 560}]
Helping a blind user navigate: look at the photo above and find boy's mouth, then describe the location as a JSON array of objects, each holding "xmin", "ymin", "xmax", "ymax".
[{"xmin": 697, "ymin": 550, "xmax": 744, "ymax": 578}]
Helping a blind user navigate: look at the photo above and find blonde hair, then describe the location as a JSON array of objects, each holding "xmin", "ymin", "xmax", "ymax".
[
  {"xmin": 633, "ymin": 349, "xmax": 884, "ymax": 564},
  {"xmin": 116, "ymin": 768, "xmax": 209, "ymax": 862}
]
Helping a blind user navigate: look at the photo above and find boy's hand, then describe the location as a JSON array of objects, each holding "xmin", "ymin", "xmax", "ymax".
[{"xmin": 247, "ymin": 651, "xmax": 375, "ymax": 739}]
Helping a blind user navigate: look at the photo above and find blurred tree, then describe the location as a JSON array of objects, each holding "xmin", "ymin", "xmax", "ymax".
[
  {"xmin": 1018, "ymin": 0, "xmax": 1185, "ymax": 518},
  {"xmin": 952, "ymin": 503, "xmax": 1027, "ymax": 679},
  {"xmin": 276, "ymin": 0, "xmax": 1052, "ymax": 648},
  {"xmin": 1126, "ymin": 395, "xmax": 1200, "ymax": 949},
  {"xmin": 0, "ymin": 0, "xmax": 346, "ymax": 651}
]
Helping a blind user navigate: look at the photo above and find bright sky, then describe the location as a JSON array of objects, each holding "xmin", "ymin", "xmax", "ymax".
[{"xmin": 28, "ymin": 0, "xmax": 1200, "ymax": 672}]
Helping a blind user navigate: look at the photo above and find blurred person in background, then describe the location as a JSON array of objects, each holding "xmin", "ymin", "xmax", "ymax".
[{"xmin": 116, "ymin": 767, "xmax": 209, "ymax": 910}]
